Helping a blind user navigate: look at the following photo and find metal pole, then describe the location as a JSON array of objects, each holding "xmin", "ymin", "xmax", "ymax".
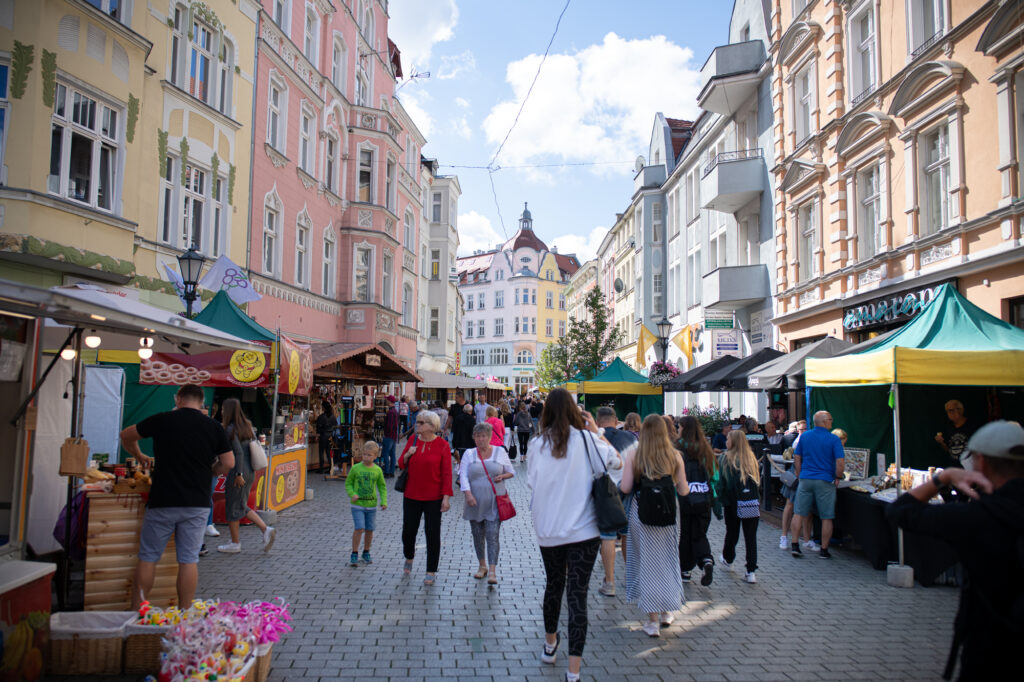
[
  {"xmin": 62, "ymin": 328, "xmax": 84, "ymax": 608},
  {"xmin": 893, "ymin": 381, "xmax": 905, "ymax": 566},
  {"xmin": 266, "ymin": 329, "xmax": 282, "ymax": 510}
]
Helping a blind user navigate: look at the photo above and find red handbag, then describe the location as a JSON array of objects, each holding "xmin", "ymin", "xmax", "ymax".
[{"xmin": 480, "ymin": 452, "xmax": 516, "ymax": 522}]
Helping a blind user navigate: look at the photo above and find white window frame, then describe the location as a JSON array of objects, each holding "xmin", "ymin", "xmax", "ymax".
[
  {"xmin": 382, "ymin": 252, "xmax": 393, "ymax": 307},
  {"xmin": 494, "ymin": 318, "xmax": 504, "ymax": 336},
  {"xmin": 357, "ymin": 145, "xmax": 374, "ymax": 203},
  {"xmin": 495, "ymin": 290, "xmax": 504, "ymax": 308},
  {"xmin": 491, "ymin": 347, "xmax": 508, "ymax": 364},
  {"xmin": 516, "ymin": 350, "xmax": 534, "ymax": 364},
  {"xmin": 477, "ymin": 292, "xmax": 485, "ymax": 310},
  {"xmin": 477, "ymin": 319, "xmax": 485, "ymax": 337},
  {"xmin": 466, "ymin": 320, "xmax": 473, "ymax": 339},
  {"xmin": 466, "ymin": 349, "xmax": 485, "ymax": 366},
  {"xmin": 920, "ymin": 123, "xmax": 951, "ymax": 237},
  {"xmin": 324, "ymin": 134, "xmax": 337, "ymax": 192},
  {"xmin": 355, "ymin": 71, "xmax": 368, "ymax": 106},
  {"xmin": 429, "ymin": 308, "xmax": 439, "ymax": 339},
  {"xmin": 273, "ymin": 0, "xmax": 291, "ymax": 33},
  {"xmin": 160, "ymin": 155, "xmax": 175, "ymax": 244},
  {"xmin": 848, "ymin": 1, "xmax": 877, "ymax": 105},
  {"xmin": 907, "ymin": 0, "xmax": 947, "ymax": 58},
  {"xmin": 181, "ymin": 164, "xmax": 206, "ymax": 251},
  {"xmin": 430, "ymin": 249, "xmax": 441, "ymax": 280},
  {"xmin": 385, "ymin": 156, "xmax": 396, "ymax": 211},
  {"xmin": 545, "ymin": 291, "xmax": 553, "ymax": 309},
  {"xmin": 545, "ymin": 319, "xmax": 553, "ymax": 337},
  {"xmin": 353, "ymin": 243, "xmax": 374, "ymax": 302},
  {"xmin": 360, "ymin": 1, "xmax": 374, "ymax": 43},
  {"xmin": 404, "ymin": 210, "xmax": 415, "ymax": 250},
  {"xmin": 295, "ymin": 215, "xmax": 310, "ymax": 288},
  {"xmin": 189, "ymin": 19, "xmax": 214, "ymax": 102},
  {"xmin": 170, "ymin": 5, "xmax": 185, "ymax": 87},
  {"xmin": 558, "ymin": 320, "xmax": 566, "ymax": 337},
  {"xmin": 322, "ymin": 227, "xmax": 335, "ymax": 297},
  {"xmin": 402, "ymin": 284, "xmax": 413, "ymax": 326},
  {"xmin": 303, "ymin": 4, "xmax": 319, "ymax": 67},
  {"xmin": 857, "ymin": 164, "xmax": 882, "ymax": 260},
  {"xmin": 263, "ymin": 196, "xmax": 280, "ymax": 277},
  {"xmin": 795, "ymin": 200, "xmax": 818, "ymax": 282},
  {"xmin": 267, "ymin": 72, "xmax": 287, "ymax": 151},
  {"xmin": 432, "ymin": 192, "xmax": 442, "ymax": 222},
  {"xmin": 331, "ymin": 35, "xmax": 347, "ymax": 93},
  {"xmin": 559, "ymin": 293, "xmax": 565, "ymax": 310},
  {"xmin": 85, "ymin": 0, "xmax": 132, "ymax": 26},
  {"xmin": 793, "ymin": 62, "xmax": 815, "ymax": 145},
  {"xmin": 217, "ymin": 39, "xmax": 233, "ymax": 116},
  {"xmin": 299, "ymin": 104, "xmax": 314, "ymax": 173}
]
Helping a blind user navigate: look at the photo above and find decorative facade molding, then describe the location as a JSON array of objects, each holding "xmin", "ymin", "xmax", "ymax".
[
  {"xmin": 799, "ymin": 288, "xmax": 820, "ymax": 305},
  {"xmin": 346, "ymin": 309, "xmax": 365, "ymax": 324},
  {"xmin": 921, "ymin": 242, "xmax": 954, "ymax": 266},
  {"xmin": 264, "ymin": 143, "xmax": 288, "ymax": 168},
  {"xmin": 358, "ymin": 209, "xmax": 373, "ymax": 227}
]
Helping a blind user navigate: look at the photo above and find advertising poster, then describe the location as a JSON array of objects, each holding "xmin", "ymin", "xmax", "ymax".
[
  {"xmin": 267, "ymin": 449, "xmax": 307, "ymax": 511},
  {"xmin": 712, "ymin": 328, "xmax": 741, "ymax": 360},
  {"xmin": 277, "ymin": 337, "xmax": 313, "ymax": 396},
  {"xmin": 138, "ymin": 349, "xmax": 271, "ymax": 387}
]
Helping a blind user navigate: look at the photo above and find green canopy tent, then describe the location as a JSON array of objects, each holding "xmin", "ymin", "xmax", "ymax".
[
  {"xmin": 576, "ymin": 357, "xmax": 664, "ymax": 419},
  {"xmin": 193, "ymin": 290, "xmax": 277, "ymax": 343}
]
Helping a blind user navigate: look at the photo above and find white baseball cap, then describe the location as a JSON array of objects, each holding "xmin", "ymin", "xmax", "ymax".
[{"xmin": 967, "ymin": 420, "xmax": 1024, "ymax": 460}]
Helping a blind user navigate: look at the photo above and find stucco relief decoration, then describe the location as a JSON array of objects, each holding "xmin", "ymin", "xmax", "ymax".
[
  {"xmin": 358, "ymin": 210, "xmax": 373, "ymax": 227},
  {"xmin": 361, "ymin": 114, "xmax": 376, "ymax": 129},
  {"xmin": 376, "ymin": 311, "xmax": 395, "ymax": 331},
  {"xmin": 347, "ymin": 310, "xmax": 364, "ymax": 324},
  {"xmin": 921, "ymin": 243, "xmax": 954, "ymax": 266},
  {"xmin": 265, "ymin": 143, "xmax": 287, "ymax": 168},
  {"xmin": 403, "ymin": 253, "xmax": 415, "ymax": 271},
  {"xmin": 799, "ymin": 289, "xmax": 820, "ymax": 306},
  {"xmin": 260, "ymin": 23, "xmax": 279, "ymax": 50},
  {"xmin": 388, "ymin": 123, "xmax": 399, "ymax": 138},
  {"xmin": 859, "ymin": 266, "xmax": 884, "ymax": 286},
  {"xmin": 385, "ymin": 218, "xmax": 394, "ymax": 236}
]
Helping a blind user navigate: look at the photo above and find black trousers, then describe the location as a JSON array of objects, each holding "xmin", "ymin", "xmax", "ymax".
[
  {"xmin": 517, "ymin": 431, "xmax": 530, "ymax": 456},
  {"xmin": 539, "ymin": 537, "xmax": 599, "ymax": 657},
  {"xmin": 678, "ymin": 505, "xmax": 713, "ymax": 572},
  {"xmin": 402, "ymin": 497, "xmax": 442, "ymax": 572},
  {"xmin": 722, "ymin": 503, "xmax": 759, "ymax": 573},
  {"xmin": 317, "ymin": 437, "xmax": 331, "ymax": 470}
]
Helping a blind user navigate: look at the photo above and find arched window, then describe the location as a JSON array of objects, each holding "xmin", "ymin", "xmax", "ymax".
[
  {"xmin": 516, "ymin": 350, "xmax": 534, "ymax": 364},
  {"xmin": 303, "ymin": 4, "xmax": 319, "ymax": 66},
  {"xmin": 322, "ymin": 226, "xmax": 335, "ymax": 297},
  {"xmin": 404, "ymin": 210, "xmax": 415, "ymax": 250},
  {"xmin": 331, "ymin": 35, "xmax": 347, "ymax": 93},
  {"xmin": 402, "ymin": 284, "xmax": 413, "ymax": 326}
]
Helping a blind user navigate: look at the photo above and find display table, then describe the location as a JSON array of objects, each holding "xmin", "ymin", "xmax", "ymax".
[{"xmin": 835, "ymin": 487, "xmax": 959, "ymax": 586}]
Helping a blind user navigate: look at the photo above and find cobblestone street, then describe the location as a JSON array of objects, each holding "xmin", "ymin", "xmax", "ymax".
[{"xmin": 185, "ymin": 460, "xmax": 959, "ymax": 682}]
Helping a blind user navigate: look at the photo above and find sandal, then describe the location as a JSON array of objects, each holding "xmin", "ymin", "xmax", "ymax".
[
  {"xmin": 403, "ymin": 559, "xmax": 413, "ymax": 575},
  {"xmin": 472, "ymin": 567, "xmax": 487, "ymax": 579},
  {"xmin": 423, "ymin": 573, "xmax": 436, "ymax": 586},
  {"xmin": 487, "ymin": 570, "xmax": 498, "ymax": 585}
]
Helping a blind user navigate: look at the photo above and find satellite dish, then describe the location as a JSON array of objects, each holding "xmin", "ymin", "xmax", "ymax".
[
  {"xmin": 614, "ymin": 278, "xmax": 625, "ymax": 293},
  {"xmin": 634, "ymin": 156, "xmax": 646, "ymax": 173}
]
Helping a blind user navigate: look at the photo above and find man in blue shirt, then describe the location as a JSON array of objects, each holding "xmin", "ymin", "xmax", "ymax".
[{"xmin": 790, "ymin": 411, "xmax": 845, "ymax": 559}]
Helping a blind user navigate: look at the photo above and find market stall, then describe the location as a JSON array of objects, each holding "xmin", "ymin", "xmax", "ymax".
[
  {"xmin": 265, "ymin": 335, "xmax": 312, "ymax": 511},
  {"xmin": 806, "ymin": 283, "xmax": 1024, "ymax": 581},
  {"xmin": 683, "ymin": 347, "xmax": 785, "ymax": 393},
  {"xmin": 661, "ymin": 354, "xmax": 741, "ymax": 392},
  {"xmin": 575, "ymin": 357, "xmax": 664, "ymax": 419},
  {"xmin": 415, "ymin": 370, "xmax": 485, "ymax": 406}
]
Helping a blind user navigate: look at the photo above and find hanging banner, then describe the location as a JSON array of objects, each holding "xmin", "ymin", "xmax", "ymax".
[
  {"xmin": 139, "ymin": 348, "xmax": 271, "ymax": 387},
  {"xmin": 278, "ymin": 336, "xmax": 313, "ymax": 396}
]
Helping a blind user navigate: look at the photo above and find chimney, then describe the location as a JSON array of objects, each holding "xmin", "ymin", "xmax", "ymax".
[{"xmin": 552, "ymin": 246, "xmax": 558, "ymax": 253}]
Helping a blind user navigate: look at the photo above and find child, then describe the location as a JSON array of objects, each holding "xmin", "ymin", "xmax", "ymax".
[
  {"xmin": 345, "ymin": 441, "xmax": 387, "ymax": 566},
  {"xmin": 718, "ymin": 430, "xmax": 761, "ymax": 583}
]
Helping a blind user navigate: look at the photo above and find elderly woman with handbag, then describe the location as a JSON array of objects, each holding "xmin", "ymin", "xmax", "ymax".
[
  {"xmin": 460, "ymin": 422, "xmax": 515, "ymax": 585},
  {"xmin": 217, "ymin": 398, "xmax": 276, "ymax": 554},
  {"xmin": 397, "ymin": 409, "xmax": 453, "ymax": 585}
]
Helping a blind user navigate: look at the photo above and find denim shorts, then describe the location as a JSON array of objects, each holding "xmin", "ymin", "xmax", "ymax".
[
  {"xmin": 351, "ymin": 506, "xmax": 377, "ymax": 531},
  {"xmin": 139, "ymin": 507, "xmax": 208, "ymax": 563},
  {"xmin": 794, "ymin": 478, "xmax": 836, "ymax": 519},
  {"xmin": 599, "ymin": 492, "xmax": 630, "ymax": 539}
]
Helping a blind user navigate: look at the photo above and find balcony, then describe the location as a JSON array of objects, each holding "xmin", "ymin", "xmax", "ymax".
[
  {"xmin": 698, "ymin": 41, "xmax": 766, "ymax": 116},
  {"xmin": 701, "ymin": 149, "xmax": 766, "ymax": 213},
  {"xmin": 702, "ymin": 264, "xmax": 770, "ymax": 311}
]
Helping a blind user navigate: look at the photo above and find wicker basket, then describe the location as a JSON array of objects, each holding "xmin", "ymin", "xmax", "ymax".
[
  {"xmin": 254, "ymin": 643, "xmax": 273, "ymax": 682},
  {"xmin": 124, "ymin": 623, "xmax": 170, "ymax": 674},
  {"xmin": 48, "ymin": 611, "xmax": 135, "ymax": 676}
]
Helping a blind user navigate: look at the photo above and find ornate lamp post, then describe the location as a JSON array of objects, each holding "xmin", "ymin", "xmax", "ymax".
[
  {"xmin": 177, "ymin": 246, "xmax": 206, "ymax": 318},
  {"xmin": 656, "ymin": 316, "xmax": 673, "ymax": 363}
]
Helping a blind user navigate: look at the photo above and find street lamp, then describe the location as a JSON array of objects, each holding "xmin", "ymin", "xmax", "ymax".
[
  {"xmin": 656, "ymin": 316, "xmax": 672, "ymax": 363},
  {"xmin": 177, "ymin": 246, "xmax": 206, "ymax": 318}
]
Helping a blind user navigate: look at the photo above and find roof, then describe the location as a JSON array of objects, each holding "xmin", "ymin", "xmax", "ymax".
[
  {"xmin": 388, "ymin": 39, "xmax": 403, "ymax": 78},
  {"xmin": 747, "ymin": 336, "xmax": 853, "ymax": 390},
  {"xmin": 504, "ymin": 228, "xmax": 548, "ymax": 253},
  {"xmin": 687, "ymin": 348, "xmax": 785, "ymax": 392},
  {"xmin": 416, "ymin": 370, "xmax": 486, "ymax": 390},
  {"xmin": 553, "ymin": 253, "xmax": 580, "ymax": 277},
  {"xmin": 662, "ymin": 355, "xmax": 741, "ymax": 392},
  {"xmin": 192, "ymin": 290, "xmax": 276, "ymax": 342},
  {"xmin": 665, "ymin": 118, "xmax": 695, "ymax": 162},
  {"xmin": 311, "ymin": 342, "xmax": 422, "ymax": 382},
  {"xmin": 456, "ymin": 251, "xmax": 496, "ymax": 284},
  {"xmin": 576, "ymin": 357, "xmax": 663, "ymax": 395}
]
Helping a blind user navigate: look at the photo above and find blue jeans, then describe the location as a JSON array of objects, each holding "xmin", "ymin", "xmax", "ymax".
[
  {"xmin": 207, "ymin": 476, "xmax": 216, "ymax": 525},
  {"xmin": 381, "ymin": 437, "xmax": 396, "ymax": 475}
]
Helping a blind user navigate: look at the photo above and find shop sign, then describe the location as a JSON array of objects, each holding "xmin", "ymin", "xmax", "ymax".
[
  {"xmin": 842, "ymin": 281, "xmax": 950, "ymax": 331},
  {"xmin": 704, "ymin": 310, "xmax": 734, "ymax": 329},
  {"xmin": 749, "ymin": 311, "xmax": 766, "ymax": 349},
  {"xmin": 455, "ymin": 351, "xmax": 461, "ymax": 374},
  {"xmin": 267, "ymin": 450, "xmax": 305, "ymax": 511},
  {"xmin": 139, "ymin": 349, "xmax": 272, "ymax": 387},
  {"xmin": 712, "ymin": 329, "xmax": 741, "ymax": 360},
  {"xmin": 365, "ymin": 353, "xmax": 381, "ymax": 367},
  {"xmin": 277, "ymin": 336, "xmax": 312, "ymax": 396}
]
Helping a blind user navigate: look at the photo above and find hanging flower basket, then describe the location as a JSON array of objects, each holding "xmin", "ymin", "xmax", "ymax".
[{"xmin": 647, "ymin": 361, "xmax": 681, "ymax": 387}]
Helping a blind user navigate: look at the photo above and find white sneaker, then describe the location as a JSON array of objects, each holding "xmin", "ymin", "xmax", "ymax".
[
  {"xmin": 263, "ymin": 527, "xmax": 277, "ymax": 553},
  {"xmin": 641, "ymin": 620, "xmax": 661, "ymax": 637},
  {"xmin": 659, "ymin": 612, "xmax": 675, "ymax": 627},
  {"xmin": 803, "ymin": 540, "xmax": 821, "ymax": 552},
  {"xmin": 744, "ymin": 571, "xmax": 757, "ymax": 584},
  {"xmin": 205, "ymin": 524, "xmax": 220, "ymax": 537},
  {"xmin": 719, "ymin": 554, "xmax": 734, "ymax": 571},
  {"xmin": 598, "ymin": 580, "xmax": 616, "ymax": 596},
  {"xmin": 779, "ymin": 535, "xmax": 789, "ymax": 550},
  {"xmin": 217, "ymin": 542, "xmax": 241, "ymax": 553}
]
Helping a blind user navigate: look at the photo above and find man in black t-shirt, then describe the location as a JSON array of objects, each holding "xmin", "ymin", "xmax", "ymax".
[
  {"xmin": 120, "ymin": 384, "xmax": 233, "ymax": 609},
  {"xmin": 935, "ymin": 399, "xmax": 979, "ymax": 468}
]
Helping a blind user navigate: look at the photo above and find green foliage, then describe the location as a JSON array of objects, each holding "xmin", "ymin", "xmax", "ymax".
[
  {"xmin": 210, "ymin": 152, "xmax": 219, "ymax": 181},
  {"xmin": 682, "ymin": 404, "xmax": 733, "ymax": 440},
  {"xmin": 157, "ymin": 130, "xmax": 169, "ymax": 178},
  {"xmin": 40, "ymin": 50, "xmax": 56, "ymax": 107},
  {"xmin": 179, "ymin": 138, "xmax": 190, "ymax": 186},
  {"xmin": 228, "ymin": 163, "xmax": 236, "ymax": 205},
  {"xmin": 564, "ymin": 287, "xmax": 623, "ymax": 380},
  {"xmin": 10, "ymin": 41, "xmax": 34, "ymax": 99},
  {"xmin": 126, "ymin": 95, "xmax": 139, "ymax": 143},
  {"xmin": 536, "ymin": 339, "xmax": 574, "ymax": 390}
]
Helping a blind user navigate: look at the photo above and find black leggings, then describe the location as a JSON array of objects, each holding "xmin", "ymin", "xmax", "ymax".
[
  {"xmin": 539, "ymin": 537, "xmax": 599, "ymax": 657},
  {"xmin": 722, "ymin": 504, "xmax": 759, "ymax": 573},
  {"xmin": 517, "ymin": 431, "xmax": 530, "ymax": 456},
  {"xmin": 678, "ymin": 506, "xmax": 713, "ymax": 572},
  {"xmin": 317, "ymin": 438, "xmax": 331, "ymax": 470},
  {"xmin": 403, "ymin": 497, "xmax": 442, "ymax": 572}
]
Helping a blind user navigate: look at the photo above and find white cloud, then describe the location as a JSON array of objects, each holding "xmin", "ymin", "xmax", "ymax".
[
  {"xmin": 387, "ymin": 0, "xmax": 459, "ymax": 72},
  {"xmin": 436, "ymin": 50, "xmax": 476, "ymax": 80},
  {"xmin": 452, "ymin": 116, "xmax": 472, "ymax": 140},
  {"xmin": 483, "ymin": 32, "xmax": 701, "ymax": 174},
  {"xmin": 550, "ymin": 226, "xmax": 608, "ymax": 263},
  {"xmin": 457, "ymin": 211, "xmax": 505, "ymax": 256},
  {"xmin": 454, "ymin": 97, "xmax": 470, "ymax": 108},
  {"xmin": 396, "ymin": 91, "xmax": 434, "ymax": 138}
]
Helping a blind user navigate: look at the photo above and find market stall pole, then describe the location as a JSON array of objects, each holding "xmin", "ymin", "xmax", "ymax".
[
  {"xmin": 263, "ymin": 333, "xmax": 313, "ymax": 513},
  {"xmin": 888, "ymin": 381, "xmax": 913, "ymax": 587}
]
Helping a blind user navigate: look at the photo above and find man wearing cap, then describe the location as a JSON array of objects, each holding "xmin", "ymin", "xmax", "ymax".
[
  {"xmin": 382, "ymin": 396, "xmax": 399, "ymax": 478},
  {"xmin": 888, "ymin": 420, "xmax": 1024, "ymax": 681}
]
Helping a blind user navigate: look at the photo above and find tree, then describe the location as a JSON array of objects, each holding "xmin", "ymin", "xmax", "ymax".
[
  {"xmin": 565, "ymin": 287, "xmax": 623, "ymax": 380},
  {"xmin": 536, "ymin": 338, "xmax": 573, "ymax": 389}
]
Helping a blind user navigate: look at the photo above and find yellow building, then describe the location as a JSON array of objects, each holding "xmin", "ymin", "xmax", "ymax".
[
  {"xmin": 606, "ymin": 206, "xmax": 639, "ymax": 368},
  {"xmin": 537, "ymin": 250, "xmax": 569, "ymax": 347},
  {"xmin": 772, "ymin": 0, "xmax": 1024, "ymax": 347}
]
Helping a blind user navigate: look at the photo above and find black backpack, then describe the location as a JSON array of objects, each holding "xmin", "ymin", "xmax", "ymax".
[{"xmin": 636, "ymin": 474, "xmax": 677, "ymax": 526}]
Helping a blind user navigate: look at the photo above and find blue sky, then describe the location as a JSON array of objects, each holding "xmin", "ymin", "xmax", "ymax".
[{"xmin": 388, "ymin": 0, "xmax": 736, "ymax": 261}]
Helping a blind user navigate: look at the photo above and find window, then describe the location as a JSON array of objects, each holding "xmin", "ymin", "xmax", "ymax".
[
  {"xmin": 477, "ymin": 320, "xmax": 485, "ymax": 337},
  {"xmin": 545, "ymin": 319, "xmax": 552, "ymax": 337},
  {"xmin": 794, "ymin": 64, "xmax": 814, "ymax": 144},
  {"xmin": 360, "ymin": 1, "xmax": 374, "ymax": 42},
  {"xmin": 496, "ymin": 270, "xmax": 504, "ymax": 281},
  {"xmin": 273, "ymin": 0, "xmax": 289, "ymax": 31},
  {"xmin": 793, "ymin": 0, "xmax": 809, "ymax": 17},
  {"xmin": 358, "ymin": 149, "xmax": 373, "ymax": 202},
  {"xmin": 331, "ymin": 38, "xmax": 347, "ymax": 92},
  {"xmin": 687, "ymin": 247, "xmax": 702, "ymax": 307},
  {"xmin": 797, "ymin": 202, "xmax": 817, "ymax": 282},
  {"xmin": 299, "ymin": 109, "xmax": 312, "ymax": 172},
  {"xmin": 421, "ymin": 245, "xmax": 427, "ymax": 277},
  {"xmin": 181, "ymin": 165, "xmax": 205, "ymax": 250},
  {"xmin": 466, "ymin": 296, "xmax": 474, "ymax": 311},
  {"xmin": 653, "ymin": 273, "xmax": 664, "ymax": 314},
  {"xmin": 849, "ymin": 3, "xmax": 876, "ymax": 103},
  {"xmin": 559, "ymin": 293, "xmax": 565, "ymax": 310},
  {"xmin": 322, "ymin": 230, "xmax": 335, "ymax": 296},
  {"xmin": 217, "ymin": 41, "xmax": 233, "ymax": 115},
  {"xmin": 545, "ymin": 291, "xmax": 553, "ymax": 308},
  {"xmin": 355, "ymin": 73, "xmax": 369, "ymax": 106},
  {"xmin": 432, "ymin": 192, "xmax": 442, "ymax": 222},
  {"xmin": 652, "ymin": 202, "xmax": 662, "ymax": 243},
  {"xmin": 495, "ymin": 290, "xmax": 504, "ymax": 308},
  {"xmin": 189, "ymin": 21, "xmax": 213, "ymax": 101},
  {"xmin": 324, "ymin": 136, "xmax": 336, "ymax": 191},
  {"xmin": 477, "ymin": 292, "xmax": 485, "ymax": 310},
  {"xmin": 49, "ymin": 84, "xmax": 121, "ymax": 211},
  {"xmin": 525, "ymin": 289, "xmax": 532, "ymax": 304},
  {"xmin": 404, "ymin": 211, "xmax": 415, "ymax": 249},
  {"xmin": 513, "ymin": 317, "xmax": 520, "ymax": 334},
  {"xmin": 491, "ymin": 347, "xmax": 508, "ymax": 364},
  {"xmin": 386, "ymin": 158, "xmax": 396, "ymax": 211},
  {"xmin": 708, "ymin": 211, "xmax": 727, "ymax": 270},
  {"xmin": 430, "ymin": 250, "xmax": 440, "ymax": 280},
  {"xmin": 160, "ymin": 156, "xmax": 174, "ymax": 242},
  {"xmin": 531, "ymin": 317, "xmax": 537, "ymax": 334},
  {"xmin": 494, "ymin": 318, "xmax": 504, "ymax": 336},
  {"xmin": 263, "ymin": 206, "xmax": 278, "ymax": 274},
  {"xmin": 909, "ymin": 0, "xmax": 945, "ymax": 57},
  {"xmin": 402, "ymin": 284, "xmax": 413, "ymax": 325},
  {"xmin": 354, "ymin": 246, "xmax": 372, "ymax": 301},
  {"xmin": 514, "ymin": 288, "xmax": 520, "ymax": 305},
  {"xmin": 857, "ymin": 165, "xmax": 881, "ymax": 259},
  {"xmin": 429, "ymin": 308, "xmax": 439, "ymax": 339},
  {"xmin": 516, "ymin": 350, "xmax": 534, "ymax": 364},
  {"xmin": 523, "ymin": 316, "xmax": 529, "ymax": 333},
  {"xmin": 303, "ymin": 6, "xmax": 318, "ymax": 66},
  {"xmin": 466, "ymin": 349, "xmax": 485, "ymax": 366},
  {"xmin": 267, "ymin": 80, "xmax": 284, "ymax": 150},
  {"xmin": 170, "ymin": 7, "xmax": 184, "ymax": 85},
  {"xmin": 466, "ymin": 320, "xmax": 473, "ymax": 338},
  {"xmin": 382, "ymin": 253, "xmax": 393, "ymax": 307},
  {"xmin": 559, "ymin": 320, "xmax": 566, "ymax": 337},
  {"xmin": 295, "ymin": 220, "xmax": 309, "ymax": 288},
  {"xmin": 85, "ymin": 0, "xmax": 131, "ymax": 24},
  {"xmin": 921, "ymin": 124, "xmax": 950, "ymax": 236}
]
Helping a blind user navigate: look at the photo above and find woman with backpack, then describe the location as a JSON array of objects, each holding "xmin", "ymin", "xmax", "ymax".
[
  {"xmin": 717, "ymin": 429, "xmax": 761, "ymax": 583},
  {"xmin": 620, "ymin": 414, "xmax": 688, "ymax": 637},
  {"xmin": 513, "ymin": 402, "xmax": 533, "ymax": 462},
  {"xmin": 676, "ymin": 416, "xmax": 719, "ymax": 587}
]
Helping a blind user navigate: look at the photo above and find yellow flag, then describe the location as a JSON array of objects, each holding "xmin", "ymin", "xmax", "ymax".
[
  {"xmin": 637, "ymin": 325, "xmax": 658, "ymax": 368},
  {"xmin": 671, "ymin": 324, "xmax": 695, "ymax": 369}
]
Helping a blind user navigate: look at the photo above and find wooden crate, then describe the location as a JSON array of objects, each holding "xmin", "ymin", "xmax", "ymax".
[{"xmin": 84, "ymin": 493, "xmax": 178, "ymax": 611}]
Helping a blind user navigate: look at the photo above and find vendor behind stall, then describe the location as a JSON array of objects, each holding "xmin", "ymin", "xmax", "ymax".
[
  {"xmin": 935, "ymin": 399, "xmax": 978, "ymax": 468},
  {"xmin": 119, "ymin": 384, "xmax": 234, "ymax": 609}
]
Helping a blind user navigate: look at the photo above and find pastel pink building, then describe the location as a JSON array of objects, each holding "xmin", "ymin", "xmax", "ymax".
[{"xmin": 246, "ymin": 0, "xmax": 424, "ymax": 366}]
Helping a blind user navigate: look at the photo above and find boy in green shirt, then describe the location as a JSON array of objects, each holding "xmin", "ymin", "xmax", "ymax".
[{"xmin": 345, "ymin": 441, "xmax": 387, "ymax": 566}]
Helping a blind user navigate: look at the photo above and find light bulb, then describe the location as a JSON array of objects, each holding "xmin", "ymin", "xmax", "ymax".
[
  {"xmin": 138, "ymin": 347, "xmax": 153, "ymax": 360},
  {"xmin": 84, "ymin": 331, "xmax": 102, "ymax": 348},
  {"xmin": 60, "ymin": 348, "xmax": 77, "ymax": 360}
]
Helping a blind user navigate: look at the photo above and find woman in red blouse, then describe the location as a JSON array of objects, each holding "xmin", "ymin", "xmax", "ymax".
[{"xmin": 398, "ymin": 409, "xmax": 453, "ymax": 585}]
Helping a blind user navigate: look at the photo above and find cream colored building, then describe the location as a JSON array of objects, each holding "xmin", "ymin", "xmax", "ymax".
[
  {"xmin": 607, "ymin": 207, "xmax": 639, "ymax": 368},
  {"xmin": 772, "ymin": 0, "xmax": 1024, "ymax": 348}
]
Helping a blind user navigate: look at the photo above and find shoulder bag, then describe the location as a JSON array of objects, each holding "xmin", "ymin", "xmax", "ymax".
[
  {"xmin": 249, "ymin": 438, "xmax": 268, "ymax": 471},
  {"xmin": 480, "ymin": 452, "xmax": 516, "ymax": 521},
  {"xmin": 582, "ymin": 430, "xmax": 627, "ymax": 533},
  {"xmin": 394, "ymin": 435, "xmax": 418, "ymax": 493}
]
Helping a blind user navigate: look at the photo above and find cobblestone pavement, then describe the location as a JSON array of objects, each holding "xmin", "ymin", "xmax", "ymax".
[{"xmin": 67, "ymin": 457, "xmax": 961, "ymax": 681}]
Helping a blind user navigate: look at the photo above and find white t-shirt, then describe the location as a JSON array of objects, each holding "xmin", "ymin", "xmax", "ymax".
[{"xmin": 474, "ymin": 402, "xmax": 489, "ymax": 424}]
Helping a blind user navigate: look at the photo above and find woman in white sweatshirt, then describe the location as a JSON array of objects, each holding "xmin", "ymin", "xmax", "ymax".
[{"xmin": 527, "ymin": 388, "xmax": 619, "ymax": 682}]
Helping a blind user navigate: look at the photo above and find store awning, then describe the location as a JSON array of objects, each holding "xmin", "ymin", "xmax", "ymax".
[
  {"xmin": 416, "ymin": 370, "xmax": 486, "ymax": 390},
  {"xmin": 746, "ymin": 337, "xmax": 853, "ymax": 390},
  {"xmin": 311, "ymin": 342, "xmax": 422, "ymax": 383},
  {"xmin": 485, "ymin": 380, "xmax": 510, "ymax": 391},
  {"xmin": 661, "ymin": 354, "xmax": 740, "ymax": 392},
  {"xmin": 688, "ymin": 348, "xmax": 786, "ymax": 392},
  {"xmin": 0, "ymin": 280, "xmax": 265, "ymax": 353}
]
